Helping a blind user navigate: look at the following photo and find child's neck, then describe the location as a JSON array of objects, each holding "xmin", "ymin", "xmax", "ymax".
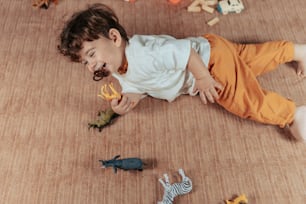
[{"xmin": 118, "ymin": 55, "xmax": 128, "ymax": 74}]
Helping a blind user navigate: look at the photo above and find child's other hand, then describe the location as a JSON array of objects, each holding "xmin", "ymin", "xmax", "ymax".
[
  {"xmin": 110, "ymin": 93, "xmax": 142, "ymax": 115},
  {"xmin": 194, "ymin": 75, "xmax": 223, "ymax": 104},
  {"xmin": 110, "ymin": 96, "xmax": 133, "ymax": 115}
]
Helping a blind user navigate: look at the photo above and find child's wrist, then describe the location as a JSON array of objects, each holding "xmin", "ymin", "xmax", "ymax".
[{"xmin": 195, "ymin": 75, "xmax": 208, "ymax": 80}]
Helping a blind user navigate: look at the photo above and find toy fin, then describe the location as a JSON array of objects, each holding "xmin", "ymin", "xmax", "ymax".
[{"xmin": 113, "ymin": 155, "xmax": 120, "ymax": 160}]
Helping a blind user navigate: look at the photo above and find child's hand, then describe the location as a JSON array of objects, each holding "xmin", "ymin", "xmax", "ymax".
[
  {"xmin": 194, "ymin": 75, "xmax": 223, "ymax": 104},
  {"xmin": 110, "ymin": 93, "xmax": 142, "ymax": 115},
  {"xmin": 110, "ymin": 96, "xmax": 133, "ymax": 115},
  {"xmin": 186, "ymin": 48, "xmax": 223, "ymax": 104}
]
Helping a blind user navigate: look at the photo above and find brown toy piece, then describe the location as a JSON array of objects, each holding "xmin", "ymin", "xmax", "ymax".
[{"xmin": 32, "ymin": 0, "xmax": 58, "ymax": 9}]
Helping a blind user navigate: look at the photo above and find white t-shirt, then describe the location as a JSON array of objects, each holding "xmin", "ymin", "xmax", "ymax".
[{"xmin": 112, "ymin": 34, "xmax": 211, "ymax": 102}]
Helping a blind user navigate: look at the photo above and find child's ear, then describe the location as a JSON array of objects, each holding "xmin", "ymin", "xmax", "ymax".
[{"xmin": 109, "ymin": 28, "xmax": 122, "ymax": 47}]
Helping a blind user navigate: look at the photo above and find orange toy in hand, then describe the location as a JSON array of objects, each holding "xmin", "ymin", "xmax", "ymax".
[
  {"xmin": 32, "ymin": 0, "xmax": 58, "ymax": 9},
  {"xmin": 98, "ymin": 83, "xmax": 121, "ymax": 101}
]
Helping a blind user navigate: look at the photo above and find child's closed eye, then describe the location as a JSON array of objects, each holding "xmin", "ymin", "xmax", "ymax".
[{"xmin": 89, "ymin": 51, "xmax": 95, "ymax": 57}]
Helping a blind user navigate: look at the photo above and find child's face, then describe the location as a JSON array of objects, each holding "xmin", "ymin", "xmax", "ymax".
[{"xmin": 79, "ymin": 29, "xmax": 125, "ymax": 75}]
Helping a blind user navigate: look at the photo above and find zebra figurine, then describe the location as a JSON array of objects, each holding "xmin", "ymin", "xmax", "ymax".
[{"xmin": 157, "ymin": 169, "xmax": 193, "ymax": 204}]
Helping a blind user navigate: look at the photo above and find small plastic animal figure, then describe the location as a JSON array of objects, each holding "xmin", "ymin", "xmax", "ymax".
[
  {"xmin": 168, "ymin": 0, "xmax": 182, "ymax": 4},
  {"xmin": 157, "ymin": 169, "xmax": 192, "ymax": 204},
  {"xmin": 217, "ymin": 0, "xmax": 244, "ymax": 15},
  {"xmin": 99, "ymin": 155, "xmax": 144, "ymax": 174},
  {"xmin": 98, "ymin": 83, "xmax": 121, "ymax": 101},
  {"xmin": 225, "ymin": 194, "xmax": 248, "ymax": 204},
  {"xmin": 88, "ymin": 83, "xmax": 121, "ymax": 132},
  {"xmin": 32, "ymin": 0, "xmax": 58, "ymax": 9},
  {"xmin": 88, "ymin": 108, "xmax": 119, "ymax": 132}
]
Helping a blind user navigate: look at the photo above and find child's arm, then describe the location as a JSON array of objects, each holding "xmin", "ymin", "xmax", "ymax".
[
  {"xmin": 110, "ymin": 93, "xmax": 144, "ymax": 115},
  {"xmin": 187, "ymin": 48, "xmax": 223, "ymax": 104}
]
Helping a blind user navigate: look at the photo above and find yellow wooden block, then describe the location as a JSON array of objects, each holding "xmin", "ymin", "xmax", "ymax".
[
  {"xmin": 207, "ymin": 17, "xmax": 220, "ymax": 26},
  {"xmin": 204, "ymin": 0, "xmax": 218, "ymax": 6},
  {"xmin": 187, "ymin": 5, "xmax": 202, "ymax": 12},
  {"xmin": 202, "ymin": 5, "xmax": 214, "ymax": 13}
]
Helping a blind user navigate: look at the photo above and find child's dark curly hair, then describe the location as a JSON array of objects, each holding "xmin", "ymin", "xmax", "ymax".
[{"xmin": 58, "ymin": 3, "xmax": 129, "ymax": 62}]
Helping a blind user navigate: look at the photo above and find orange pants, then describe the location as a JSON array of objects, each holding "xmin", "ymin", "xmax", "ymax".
[{"xmin": 204, "ymin": 34, "xmax": 296, "ymax": 127}]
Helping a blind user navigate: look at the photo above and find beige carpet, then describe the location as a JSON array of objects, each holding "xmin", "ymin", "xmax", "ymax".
[{"xmin": 0, "ymin": 0, "xmax": 305, "ymax": 203}]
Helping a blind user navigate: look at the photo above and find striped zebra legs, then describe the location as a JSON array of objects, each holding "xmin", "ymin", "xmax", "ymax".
[{"xmin": 157, "ymin": 169, "xmax": 193, "ymax": 204}]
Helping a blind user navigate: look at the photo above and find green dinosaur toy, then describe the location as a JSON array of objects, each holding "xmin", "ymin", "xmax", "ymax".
[{"xmin": 88, "ymin": 108, "xmax": 120, "ymax": 132}]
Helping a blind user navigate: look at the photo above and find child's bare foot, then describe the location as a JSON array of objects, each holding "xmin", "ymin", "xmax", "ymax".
[
  {"xmin": 289, "ymin": 106, "xmax": 306, "ymax": 141},
  {"xmin": 294, "ymin": 44, "xmax": 306, "ymax": 77}
]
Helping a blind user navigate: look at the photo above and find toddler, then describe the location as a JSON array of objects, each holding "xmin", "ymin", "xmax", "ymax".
[{"xmin": 58, "ymin": 3, "xmax": 306, "ymax": 141}]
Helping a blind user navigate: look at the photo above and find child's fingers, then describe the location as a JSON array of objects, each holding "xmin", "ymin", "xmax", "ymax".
[
  {"xmin": 210, "ymin": 88, "xmax": 219, "ymax": 100},
  {"xmin": 123, "ymin": 101, "xmax": 131, "ymax": 112},
  {"xmin": 199, "ymin": 92, "xmax": 208, "ymax": 104},
  {"xmin": 119, "ymin": 96, "xmax": 133, "ymax": 113},
  {"xmin": 205, "ymin": 90, "xmax": 215, "ymax": 103},
  {"xmin": 111, "ymin": 97, "xmax": 131, "ymax": 115},
  {"xmin": 119, "ymin": 96, "xmax": 128, "ymax": 107},
  {"xmin": 110, "ymin": 98, "xmax": 119, "ymax": 106},
  {"xmin": 216, "ymin": 82, "xmax": 224, "ymax": 92}
]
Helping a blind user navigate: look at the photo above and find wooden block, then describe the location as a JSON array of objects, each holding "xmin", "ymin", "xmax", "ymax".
[
  {"xmin": 188, "ymin": 0, "xmax": 202, "ymax": 9},
  {"xmin": 207, "ymin": 17, "xmax": 220, "ymax": 26},
  {"xmin": 204, "ymin": 0, "xmax": 218, "ymax": 6},
  {"xmin": 202, "ymin": 5, "xmax": 214, "ymax": 13},
  {"xmin": 197, "ymin": 0, "xmax": 207, "ymax": 5},
  {"xmin": 187, "ymin": 5, "xmax": 202, "ymax": 12}
]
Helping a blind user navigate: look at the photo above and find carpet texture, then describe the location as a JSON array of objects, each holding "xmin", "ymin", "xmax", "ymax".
[{"xmin": 0, "ymin": 0, "xmax": 305, "ymax": 203}]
